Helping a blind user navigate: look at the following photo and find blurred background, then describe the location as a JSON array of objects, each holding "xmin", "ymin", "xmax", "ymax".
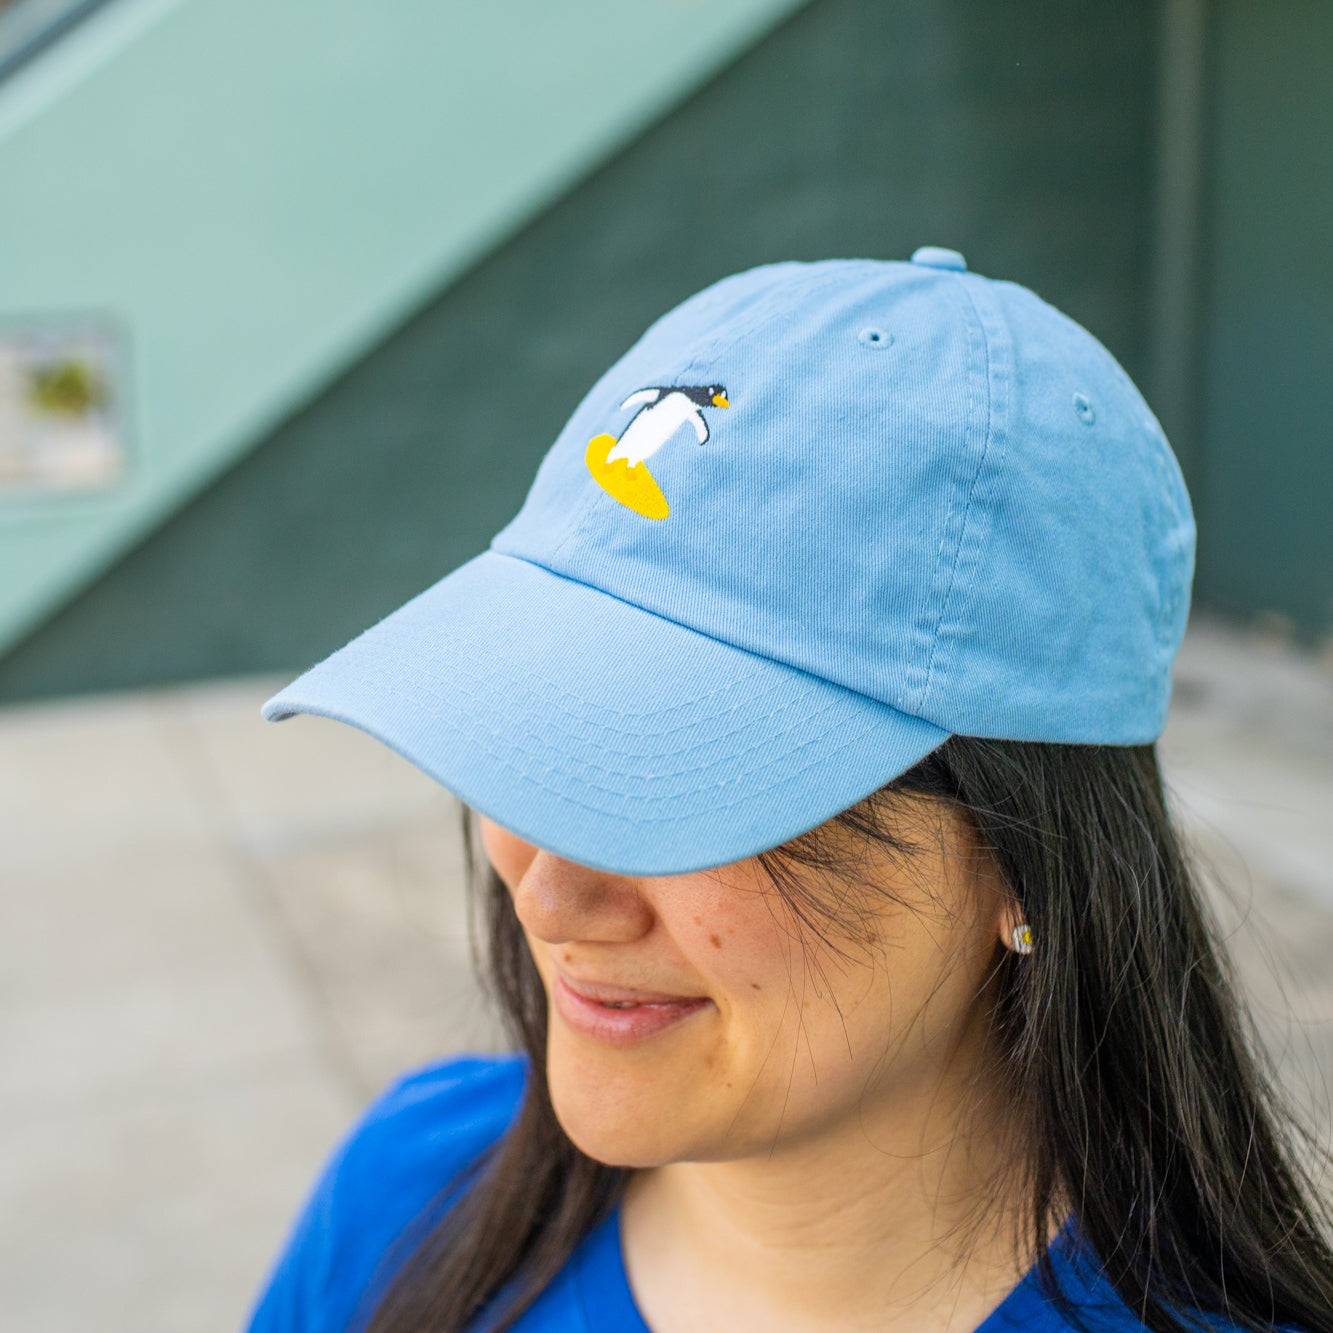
[{"xmin": 1, "ymin": 1, "xmax": 1330, "ymax": 1329}]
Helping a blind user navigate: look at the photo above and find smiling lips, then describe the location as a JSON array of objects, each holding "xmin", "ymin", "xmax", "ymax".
[{"xmin": 552, "ymin": 971, "xmax": 711, "ymax": 1045}]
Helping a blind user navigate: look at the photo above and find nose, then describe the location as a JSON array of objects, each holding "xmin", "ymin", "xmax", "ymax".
[{"xmin": 511, "ymin": 850, "xmax": 656, "ymax": 946}]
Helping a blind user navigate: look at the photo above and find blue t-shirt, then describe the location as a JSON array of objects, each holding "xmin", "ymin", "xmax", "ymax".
[{"xmin": 242, "ymin": 1053, "xmax": 1266, "ymax": 1333}]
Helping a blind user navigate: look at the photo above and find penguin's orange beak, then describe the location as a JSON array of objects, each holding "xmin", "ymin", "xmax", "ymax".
[{"xmin": 712, "ymin": 393, "xmax": 730, "ymax": 408}]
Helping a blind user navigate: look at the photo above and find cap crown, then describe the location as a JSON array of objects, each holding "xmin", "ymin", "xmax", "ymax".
[{"xmin": 490, "ymin": 255, "xmax": 1195, "ymax": 743}]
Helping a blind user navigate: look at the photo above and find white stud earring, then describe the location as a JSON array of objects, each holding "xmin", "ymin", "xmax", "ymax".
[{"xmin": 1010, "ymin": 922, "xmax": 1034, "ymax": 955}]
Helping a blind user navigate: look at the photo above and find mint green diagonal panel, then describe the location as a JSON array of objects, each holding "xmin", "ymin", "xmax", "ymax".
[{"xmin": 0, "ymin": 0, "xmax": 808, "ymax": 657}]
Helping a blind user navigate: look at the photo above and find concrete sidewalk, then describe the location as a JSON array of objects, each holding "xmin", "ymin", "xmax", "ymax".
[{"xmin": 1, "ymin": 613, "xmax": 1330, "ymax": 1333}]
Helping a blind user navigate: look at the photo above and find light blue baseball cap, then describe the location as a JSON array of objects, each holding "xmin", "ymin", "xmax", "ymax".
[{"xmin": 261, "ymin": 247, "xmax": 1195, "ymax": 876}]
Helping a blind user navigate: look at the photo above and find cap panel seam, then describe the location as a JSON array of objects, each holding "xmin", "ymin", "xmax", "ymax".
[
  {"xmin": 678, "ymin": 263, "xmax": 857, "ymax": 381},
  {"xmin": 1099, "ymin": 351, "xmax": 1194, "ymax": 655},
  {"xmin": 909, "ymin": 273, "xmax": 996, "ymax": 718}
]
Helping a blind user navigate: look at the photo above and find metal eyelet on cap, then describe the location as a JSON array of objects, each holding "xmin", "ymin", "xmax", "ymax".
[
  {"xmin": 858, "ymin": 327, "xmax": 892, "ymax": 348},
  {"xmin": 1073, "ymin": 392, "xmax": 1096, "ymax": 425}
]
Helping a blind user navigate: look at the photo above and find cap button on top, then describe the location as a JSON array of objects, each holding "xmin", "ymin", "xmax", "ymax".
[{"xmin": 910, "ymin": 246, "xmax": 968, "ymax": 272}]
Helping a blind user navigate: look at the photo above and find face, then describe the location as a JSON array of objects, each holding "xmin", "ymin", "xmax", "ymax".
[{"xmin": 478, "ymin": 797, "xmax": 1016, "ymax": 1169}]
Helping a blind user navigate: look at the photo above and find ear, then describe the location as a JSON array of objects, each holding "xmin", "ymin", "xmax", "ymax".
[
  {"xmin": 995, "ymin": 894, "xmax": 1031, "ymax": 954},
  {"xmin": 953, "ymin": 815, "xmax": 1028, "ymax": 954}
]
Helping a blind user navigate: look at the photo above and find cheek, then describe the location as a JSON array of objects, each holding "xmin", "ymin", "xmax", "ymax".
[
  {"xmin": 671, "ymin": 894, "xmax": 831, "ymax": 1082},
  {"xmin": 667, "ymin": 877, "xmax": 795, "ymax": 1003},
  {"xmin": 706, "ymin": 891, "xmax": 984, "ymax": 1089},
  {"xmin": 699, "ymin": 921, "xmax": 782, "ymax": 1015}
]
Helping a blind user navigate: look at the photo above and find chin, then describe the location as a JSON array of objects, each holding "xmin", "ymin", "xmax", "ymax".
[
  {"xmin": 544, "ymin": 1040, "xmax": 700, "ymax": 1168},
  {"xmin": 555, "ymin": 1117, "xmax": 677, "ymax": 1169}
]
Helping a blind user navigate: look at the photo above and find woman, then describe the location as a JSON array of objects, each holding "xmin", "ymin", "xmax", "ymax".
[{"xmin": 247, "ymin": 251, "xmax": 1333, "ymax": 1332}]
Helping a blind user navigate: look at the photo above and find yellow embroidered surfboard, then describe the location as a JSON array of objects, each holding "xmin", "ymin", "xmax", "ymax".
[{"xmin": 585, "ymin": 434, "xmax": 670, "ymax": 520}]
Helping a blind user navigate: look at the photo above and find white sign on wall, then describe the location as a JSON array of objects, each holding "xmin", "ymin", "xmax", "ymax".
[{"xmin": 0, "ymin": 315, "xmax": 128, "ymax": 498}]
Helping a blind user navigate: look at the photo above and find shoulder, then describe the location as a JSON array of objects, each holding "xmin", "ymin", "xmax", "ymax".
[
  {"xmin": 986, "ymin": 1223, "xmax": 1314, "ymax": 1333},
  {"xmin": 352, "ymin": 1051, "xmax": 528, "ymax": 1169},
  {"xmin": 242, "ymin": 1052, "xmax": 528, "ymax": 1333},
  {"xmin": 311, "ymin": 1051, "xmax": 528, "ymax": 1233}
]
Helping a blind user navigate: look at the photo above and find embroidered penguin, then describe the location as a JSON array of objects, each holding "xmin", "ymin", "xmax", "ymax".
[{"xmin": 585, "ymin": 384, "xmax": 730, "ymax": 520}]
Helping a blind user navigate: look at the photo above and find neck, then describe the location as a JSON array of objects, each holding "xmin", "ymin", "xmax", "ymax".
[{"xmin": 620, "ymin": 1066, "xmax": 1043, "ymax": 1333}]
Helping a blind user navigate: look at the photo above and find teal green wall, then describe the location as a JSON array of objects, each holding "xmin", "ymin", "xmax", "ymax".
[
  {"xmin": 0, "ymin": 0, "xmax": 1166, "ymax": 702},
  {"xmin": 0, "ymin": 0, "xmax": 806, "ymax": 658},
  {"xmin": 1195, "ymin": 0, "xmax": 1333, "ymax": 635}
]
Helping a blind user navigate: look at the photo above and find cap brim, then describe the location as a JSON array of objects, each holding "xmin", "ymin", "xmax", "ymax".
[{"xmin": 261, "ymin": 550, "xmax": 949, "ymax": 875}]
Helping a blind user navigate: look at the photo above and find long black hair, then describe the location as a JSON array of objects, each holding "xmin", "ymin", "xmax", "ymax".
[{"xmin": 354, "ymin": 737, "xmax": 1333, "ymax": 1333}]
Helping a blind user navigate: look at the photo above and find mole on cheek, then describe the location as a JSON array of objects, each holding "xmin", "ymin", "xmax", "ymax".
[
  {"xmin": 750, "ymin": 982, "xmax": 761, "ymax": 990},
  {"xmin": 709, "ymin": 933, "xmax": 722, "ymax": 948}
]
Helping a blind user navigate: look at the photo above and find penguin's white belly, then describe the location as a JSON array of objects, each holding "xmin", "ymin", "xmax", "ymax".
[{"xmin": 606, "ymin": 395, "xmax": 701, "ymax": 466}]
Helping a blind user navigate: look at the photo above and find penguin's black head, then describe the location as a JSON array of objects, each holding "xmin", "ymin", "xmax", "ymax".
[{"xmin": 685, "ymin": 384, "xmax": 730, "ymax": 409}]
